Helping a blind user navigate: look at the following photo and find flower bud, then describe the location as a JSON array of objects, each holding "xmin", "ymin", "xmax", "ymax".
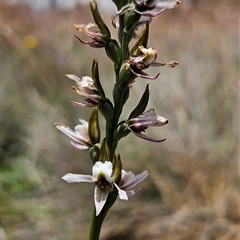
[
  {"xmin": 88, "ymin": 107, "xmax": 101, "ymax": 145},
  {"xmin": 105, "ymin": 39, "xmax": 121, "ymax": 65},
  {"xmin": 114, "ymin": 121, "xmax": 131, "ymax": 142},
  {"xmin": 123, "ymin": 9, "xmax": 141, "ymax": 38},
  {"xmin": 99, "ymin": 99, "xmax": 114, "ymax": 123},
  {"xmin": 98, "ymin": 138, "xmax": 111, "ymax": 162},
  {"xmin": 112, "ymin": 153, "xmax": 122, "ymax": 184},
  {"xmin": 119, "ymin": 61, "xmax": 137, "ymax": 87},
  {"xmin": 89, "ymin": 144, "xmax": 101, "ymax": 163},
  {"xmin": 129, "ymin": 84, "xmax": 149, "ymax": 119}
]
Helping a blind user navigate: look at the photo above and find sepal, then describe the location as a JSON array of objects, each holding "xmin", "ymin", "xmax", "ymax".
[
  {"xmin": 92, "ymin": 59, "xmax": 105, "ymax": 98},
  {"xmin": 131, "ymin": 22, "xmax": 149, "ymax": 56},
  {"xmin": 128, "ymin": 84, "xmax": 149, "ymax": 119},
  {"xmin": 90, "ymin": 0, "xmax": 111, "ymax": 38},
  {"xmin": 112, "ymin": 0, "xmax": 128, "ymax": 9},
  {"xmin": 123, "ymin": 9, "xmax": 141, "ymax": 41}
]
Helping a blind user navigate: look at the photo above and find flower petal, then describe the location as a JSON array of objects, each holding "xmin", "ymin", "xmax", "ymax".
[
  {"xmin": 72, "ymin": 86, "xmax": 101, "ymax": 100},
  {"xmin": 70, "ymin": 141, "xmax": 89, "ymax": 150},
  {"xmin": 65, "ymin": 74, "xmax": 80, "ymax": 82},
  {"xmin": 113, "ymin": 182, "xmax": 128, "ymax": 200},
  {"xmin": 70, "ymin": 101, "xmax": 96, "ymax": 108},
  {"xmin": 75, "ymin": 120, "xmax": 89, "ymax": 137},
  {"xmin": 55, "ymin": 123, "xmax": 88, "ymax": 144},
  {"xmin": 130, "ymin": 68, "xmax": 160, "ymax": 80},
  {"xmin": 92, "ymin": 161, "xmax": 113, "ymax": 182},
  {"xmin": 151, "ymin": 61, "xmax": 178, "ymax": 67},
  {"xmin": 62, "ymin": 173, "xmax": 93, "ymax": 183},
  {"xmin": 125, "ymin": 187, "xmax": 142, "ymax": 197},
  {"xmin": 120, "ymin": 170, "xmax": 149, "ymax": 190},
  {"xmin": 94, "ymin": 186, "xmax": 109, "ymax": 216},
  {"xmin": 137, "ymin": 8, "xmax": 165, "ymax": 17},
  {"xmin": 132, "ymin": 130, "xmax": 166, "ymax": 142},
  {"xmin": 156, "ymin": 0, "xmax": 181, "ymax": 9}
]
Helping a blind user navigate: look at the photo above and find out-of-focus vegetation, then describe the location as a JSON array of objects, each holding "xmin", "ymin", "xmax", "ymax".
[{"xmin": 1, "ymin": 1, "xmax": 239, "ymax": 239}]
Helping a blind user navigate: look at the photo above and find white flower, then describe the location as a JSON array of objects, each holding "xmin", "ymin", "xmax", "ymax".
[
  {"xmin": 62, "ymin": 161, "xmax": 149, "ymax": 216},
  {"xmin": 55, "ymin": 119, "xmax": 91, "ymax": 150},
  {"xmin": 112, "ymin": 0, "xmax": 181, "ymax": 24},
  {"xmin": 128, "ymin": 108, "xmax": 168, "ymax": 142},
  {"xmin": 66, "ymin": 74, "xmax": 102, "ymax": 107},
  {"xmin": 135, "ymin": 0, "xmax": 181, "ymax": 17}
]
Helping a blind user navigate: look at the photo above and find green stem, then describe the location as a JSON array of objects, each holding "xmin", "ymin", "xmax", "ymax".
[
  {"xmin": 109, "ymin": 85, "xmax": 128, "ymax": 156},
  {"xmin": 88, "ymin": 191, "xmax": 118, "ymax": 240},
  {"xmin": 89, "ymin": 4, "xmax": 139, "ymax": 240},
  {"xmin": 89, "ymin": 207, "xmax": 101, "ymax": 240}
]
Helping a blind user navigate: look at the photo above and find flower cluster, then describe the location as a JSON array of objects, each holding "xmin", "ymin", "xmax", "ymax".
[{"xmin": 56, "ymin": 0, "xmax": 180, "ymax": 238}]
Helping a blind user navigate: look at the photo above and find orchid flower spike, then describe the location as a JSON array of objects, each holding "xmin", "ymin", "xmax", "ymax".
[{"xmin": 62, "ymin": 161, "xmax": 149, "ymax": 216}]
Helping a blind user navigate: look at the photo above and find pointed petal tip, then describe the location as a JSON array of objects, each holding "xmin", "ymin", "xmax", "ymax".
[
  {"xmin": 94, "ymin": 186, "xmax": 108, "ymax": 216},
  {"xmin": 65, "ymin": 74, "xmax": 80, "ymax": 82},
  {"xmin": 62, "ymin": 173, "xmax": 72, "ymax": 182},
  {"xmin": 55, "ymin": 123, "xmax": 66, "ymax": 128},
  {"xmin": 132, "ymin": 131, "xmax": 167, "ymax": 143}
]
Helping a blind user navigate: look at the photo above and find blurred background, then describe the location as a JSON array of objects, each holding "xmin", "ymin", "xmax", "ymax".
[{"xmin": 1, "ymin": 0, "xmax": 239, "ymax": 239}]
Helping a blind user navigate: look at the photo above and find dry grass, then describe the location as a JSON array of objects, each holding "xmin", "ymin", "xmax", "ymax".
[{"xmin": 1, "ymin": 1, "xmax": 239, "ymax": 240}]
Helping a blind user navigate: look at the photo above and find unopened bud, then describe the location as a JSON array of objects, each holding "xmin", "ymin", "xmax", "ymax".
[{"xmin": 112, "ymin": 153, "xmax": 122, "ymax": 184}]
